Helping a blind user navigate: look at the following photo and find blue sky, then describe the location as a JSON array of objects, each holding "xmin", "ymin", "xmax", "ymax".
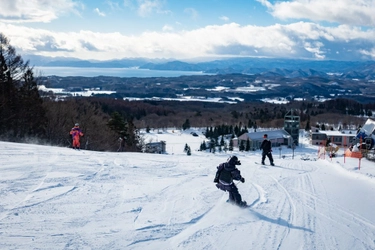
[{"xmin": 1, "ymin": 0, "xmax": 375, "ymax": 61}]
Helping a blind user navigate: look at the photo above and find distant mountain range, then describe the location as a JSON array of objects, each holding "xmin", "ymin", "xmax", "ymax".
[{"xmin": 24, "ymin": 55, "xmax": 375, "ymax": 79}]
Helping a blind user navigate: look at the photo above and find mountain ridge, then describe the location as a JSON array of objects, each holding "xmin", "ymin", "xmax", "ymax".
[{"xmin": 24, "ymin": 55, "xmax": 375, "ymax": 79}]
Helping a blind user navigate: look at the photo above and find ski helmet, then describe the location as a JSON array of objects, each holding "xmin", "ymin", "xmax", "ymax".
[{"xmin": 228, "ymin": 156, "xmax": 241, "ymax": 165}]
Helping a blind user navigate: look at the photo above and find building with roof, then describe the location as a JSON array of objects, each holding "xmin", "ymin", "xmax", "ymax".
[
  {"xmin": 357, "ymin": 118, "xmax": 375, "ymax": 139},
  {"xmin": 310, "ymin": 130, "xmax": 356, "ymax": 147},
  {"xmin": 354, "ymin": 118, "xmax": 375, "ymax": 149},
  {"xmin": 145, "ymin": 141, "xmax": 166, "ymax": 154},
  {"xmin": 311, "ymin": 118, "xmax": 375, "ymax": 148},
  {"xmin": 237, "ymin": 129, "xmax": 293, "ymax": 150}
]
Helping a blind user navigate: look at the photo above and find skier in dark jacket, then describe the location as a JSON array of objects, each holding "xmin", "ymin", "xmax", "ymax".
[
  {"xmin": 260, "ymin": 134, "xmax": 274, "ymax": 166},
  {"xmin": 214, "ymin": 156, "xmax": 247, "ymax": 207}
]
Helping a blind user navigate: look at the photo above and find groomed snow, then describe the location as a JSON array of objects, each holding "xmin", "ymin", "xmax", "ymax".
[{"xmin": 1, "ymin": 129, "xmax": 375, "ymax": 250}]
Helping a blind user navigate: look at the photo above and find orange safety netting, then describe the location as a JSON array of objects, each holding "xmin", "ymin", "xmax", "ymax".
[{"xmin": 344, "ymin": 148, "xmax": 363, "ymax": 158}]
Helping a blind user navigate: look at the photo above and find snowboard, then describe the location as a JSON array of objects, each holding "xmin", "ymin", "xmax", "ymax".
[
  {"xmin": 226, "ymin": 199, "xmax": 248, "ymax": 208},
  {"xmin": 255, "ymin": 162, "xmax": 274, "ymax": 167},
  {"xmin": 255, "ymin": 162, "xmax": 281, "ymax": 169}
]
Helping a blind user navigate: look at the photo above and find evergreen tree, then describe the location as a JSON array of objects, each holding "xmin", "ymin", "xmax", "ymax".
[
  {"xmin": 182, "ymin": 119, "xmax": 190, "ymax": 130},
  {"xmin": 223, "ymin": 142, "xmax": 228, "ymax": 152},
  {"xmin": 107, "ymin": 112, "xmax": 128, "ymax": 138},
  {"xmin": 218, "ymin": 144, "xmax": 222, "ymax": 152},
  {"xmin": 321, "ymin": 123, "xmax": 326, "ymax": 131},
  {"xmin": 248, "ymin": 119, "xmax": 253, "ymax": 128},
  {"xmin": 245, "ymin": 138, "xmax": 250, "ymax": 151},
  {"xmin": 199, "ymin": 142, "xmax": 204, "ymax": 151},
  {"xmin": 18, "ymin": 68, "xmax": 46, "ymax": 138},
  {"xmin": 229, "ymin": 139, "xmax": 234, "ymax": 151},
  {"xmin": 305, "ymin": 119, "xmax": 310, "ymax": 131},
  {"xmin": 205, "ymin": 127, "xmax": 209, "ymax": 138},
  {"xmin": 200, "ymin": 141, "xmax": 207, "ymax": 151},
  {"xmin": 0, "ymin": 33, "xmax": 46, "ymax": 140},
  {"xmin": 184, "ymin": 143, "xmax": 189, "ymax": 152},
  {"xmin": 220, "ymin": 136, "xmax": 224, "ymax": 146},
  {"xmin": 126, "ymin": 118, "xmax": 140, "ymax": 151},
  {"xmin": 239, "ymin": 140, "xmax": 245, "ymax": 151},
  {"xmin": 234, "ymin": 125, "xmax": 239, "ymax": 136}
]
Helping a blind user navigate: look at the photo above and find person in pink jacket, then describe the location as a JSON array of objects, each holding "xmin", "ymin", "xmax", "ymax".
[{"xmin": 70, "ymin": 123, "xmax": 84, "ymax": 149}]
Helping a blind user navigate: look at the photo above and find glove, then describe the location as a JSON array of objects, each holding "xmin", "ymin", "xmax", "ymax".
[
  {"xmin": 240, "ymin": 177, "xmax": 245, "ymax": 183},
  {"xmin": 214, "ymin": 178, "xmax": 219, "ymax": 183}
]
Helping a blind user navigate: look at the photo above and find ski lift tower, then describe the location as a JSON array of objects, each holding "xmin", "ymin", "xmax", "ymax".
[{"xmin": 284, "ymin": 110, "xmax": 300, "ymax": 146}]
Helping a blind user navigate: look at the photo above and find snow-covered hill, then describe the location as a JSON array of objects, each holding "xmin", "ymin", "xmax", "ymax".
[{"xmin": 1, "ymin": 129, "xmax": 375, "ymax": 250}]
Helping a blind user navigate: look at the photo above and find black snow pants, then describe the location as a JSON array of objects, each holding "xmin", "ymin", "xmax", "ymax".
[
  {"xmin": 216, "ymin": 182, "xmax": 242, "ymax": 205},
  {"xmin": 262, "ymin": 151, "xmax": 274, "ymax": 164}
]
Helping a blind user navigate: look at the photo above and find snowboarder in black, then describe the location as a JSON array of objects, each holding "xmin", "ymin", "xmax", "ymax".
[
  {"xmin": 214, "ymin": 156, "xmax": 247, "ymax": 207},
  {"xmin": 260, "ymin": 134, "xmax": 274, "ymax": 166}
]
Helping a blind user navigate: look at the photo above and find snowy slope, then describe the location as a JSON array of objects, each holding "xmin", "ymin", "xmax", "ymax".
[{"xmin": 1, "ymin": 129, "xmax": 375, "ymax": 250}]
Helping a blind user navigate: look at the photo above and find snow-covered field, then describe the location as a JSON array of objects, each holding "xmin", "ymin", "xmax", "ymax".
[{"xmin": 1, "ymin": 129, "xmax": 375, "ymax": 250}]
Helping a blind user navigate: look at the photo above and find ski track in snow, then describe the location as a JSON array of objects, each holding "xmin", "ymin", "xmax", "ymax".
[{"xmin": 1, "ymin": 133, "xmax": 375, "ymax": 250}]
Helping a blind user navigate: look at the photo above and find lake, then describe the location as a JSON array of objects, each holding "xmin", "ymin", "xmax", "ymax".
[{"xmin": 33, "ymin": 67, "xmax": 211, "ymax": 78}]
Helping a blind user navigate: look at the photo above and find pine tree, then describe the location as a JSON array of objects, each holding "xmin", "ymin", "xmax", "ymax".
[
  {"xmin": 305, "ymin": 119, "xmax": 310, "ymax": 131},
  {"xmin": 239, "ymin": 140, "xmax": 245, "ymax": 151},
  {"xmin": 107, "ymin": 112, "xmax": 128, "ymax": 138},
  {"xmin": 182, "ymin": 119, "xmax": 190, "ymax": 130},
  {"xmin": 229, "ymin": 139, "xmax": 234, "ymax": 151},
  {"xmin": 0, "ymin": 33, "xmax": 46, "ymax": 140},
  {"xmin": 126, "ymin": 118, "xmax": 141, "ymax": 151},
  {"xmin": 223, "ymin": 142, "xmax": 228, "ymax": 152},
  {"xmin": 245, "ymin": 138, "xmax": 250, "ymax": 151},
  {"xmin": 18, "ymin": 68, "xmax": 46, "ymax": 138}
]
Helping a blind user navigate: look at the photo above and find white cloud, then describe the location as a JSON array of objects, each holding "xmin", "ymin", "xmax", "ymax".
[
  {"xmin": 162, "ymin": 25, "xmax": 173, "ymax": 31},
  {"xmin": 94, "ymin": 8, "xmax": 106, "ymax": 17},
  {"xmin": 0, "ymin": 0, "xmax": 80, "ymax": 23},
  {"xmin": 258, "ymin": 0, "xmax": 375, "ymax": 27},
  {"xmin": 137, "ymin": 0, "xmax": 170, "ymax": 17},
  {"xmin": 359, "ymin": 48, "xmax": 375, "ymax": 58},
  {"xmin": 2, "ymin": 21, "xmax": 375, "ymax": 60},
  {"xmin": 220, "ymin": 16, "xmax": 229, "ymax": 22},
  {"xmin": 106, "ymin": 1, "xmax": 121, "ymax": 10},
  {"xmin": 184, "ymin": 8, "xmax": 199, "ymax": 21},
  {"xmin": 303, "ymin": 41, "xmax": 325, "ymax": 59}
]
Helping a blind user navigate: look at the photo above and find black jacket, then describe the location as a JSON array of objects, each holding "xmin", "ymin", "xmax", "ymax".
[
  {"xmin": 260, "ymin": 139, "xmax": 272, "ymax": 153},
  {"xmin": 214, "ymin": 162, "xmax": 242, "ymax": 185}
]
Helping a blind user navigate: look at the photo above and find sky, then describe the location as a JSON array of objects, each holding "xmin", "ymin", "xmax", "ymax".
[
  {"xmin": 1, "ymin": 128, "xmax": 375, "ymax": 249},
  {"xmin": 1, "ymin": 0, "xmax": 375, "ymax": 61}
]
